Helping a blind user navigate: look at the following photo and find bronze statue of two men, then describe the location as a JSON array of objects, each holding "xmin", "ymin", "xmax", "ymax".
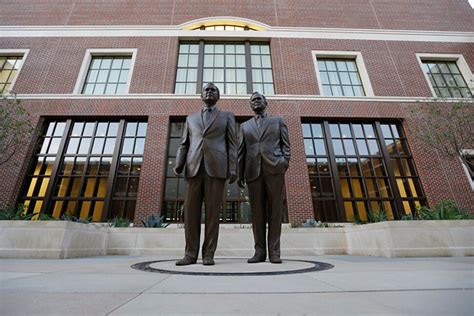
[{"xmin": 173, "ymin": 83, "xmax": 290, "ymax": 266}]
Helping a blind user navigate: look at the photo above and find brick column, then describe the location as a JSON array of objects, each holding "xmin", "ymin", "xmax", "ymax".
[
  {"xmin": 134, "ymin": 114, "xmax": 169, "ymax": 225},
  {"xmin": 284, "ymin": 115, "xmax": 314, "ymax": 224}
]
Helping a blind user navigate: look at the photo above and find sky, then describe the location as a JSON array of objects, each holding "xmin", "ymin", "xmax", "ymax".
[{"xmin": 470, "ymin": 0, "xmax": 474, "ymax": 8}]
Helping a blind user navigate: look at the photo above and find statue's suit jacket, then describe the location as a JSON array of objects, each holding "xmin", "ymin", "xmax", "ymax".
[
  {"xmin": 175, "ymin": 108, "xmax": 237, "ymax": 179},
  {"xmin": 238, "ymin": 115, "xmax": 290, "ymax": 182}
]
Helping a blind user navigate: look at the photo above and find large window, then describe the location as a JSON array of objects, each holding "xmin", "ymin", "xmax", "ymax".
[
  {"xmin": 313, "ymin": 51, "xmax": 374, "ymax": 97},
  {"xmin": 20, "ymin": 120, "xmax": 147, "ymax": 222},
  {"xmin": 74, "ymin": 49, "xmax": 136, "ymax": 95},
  {"xmin": 82, "ymin": 56, "xmax": 131, "ymax": 95},
  {"xmin": 0, "ymin": 54, "xmax": 25, "ymax": 94},
  {"xmin": 417, "ymin": 54, "xmax": 473, "ymax": 99},
  {"xmin": 317, "ymin": 59, "xmax": 365, "ymax": 97},
  {"xmin": 163, "ymin": 121, "xmax": 251, "ymax": 223},
  {"xmin": 461, "ymin": 149, "xmax": 474, "ymax": 190},
  {"xmin": 175, "ymin": 42, "xmax": 275, "ymax": 95},
  {"xmin": 421, "ymin": 61, "xmax": 472, "ymax": 98},
  {"xmin": 302, "ymin": 121, "xmax": 426, "ymax": 222}
]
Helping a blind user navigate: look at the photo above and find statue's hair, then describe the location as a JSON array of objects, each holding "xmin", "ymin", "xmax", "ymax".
[{"xmin": 251, "ymin": 91, "xmax": 267, "ymax": 104}]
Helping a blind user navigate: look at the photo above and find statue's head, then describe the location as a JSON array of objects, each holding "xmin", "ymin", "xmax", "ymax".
[
  {"xmin": 201, "ymin": 83, "xmax": 220, "ymax": 107},
  {"xmin": 249, "ymin": 91, "xmax": 267, "ymax": 115}
]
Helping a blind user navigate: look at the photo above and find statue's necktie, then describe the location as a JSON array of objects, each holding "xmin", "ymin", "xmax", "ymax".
[
  {"xmin": 256, "ymin": 115, "xmax": 263, "ymax": 132},
  {"xmin": 203, "ymin": 108, "xmax": 211, "ymax": 126}
]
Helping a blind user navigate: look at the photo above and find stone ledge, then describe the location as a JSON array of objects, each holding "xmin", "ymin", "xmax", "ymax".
[{"xmin": 0, "ymin": 220, "xmax": 472, "ymax": 259}]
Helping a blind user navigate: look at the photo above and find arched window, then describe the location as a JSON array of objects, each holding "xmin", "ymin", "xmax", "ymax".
[
  {"xmin": 180, "ymin": 17, "xmax": 269, "ymax": 31},
  {"xmin": 192, "ymin": 24, "xmax": 256, "ymax": 31}
]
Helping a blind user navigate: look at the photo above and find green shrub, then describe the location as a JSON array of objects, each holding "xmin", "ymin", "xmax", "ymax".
[
  {"xmin": 141, "ymin": 214, "xmax": 169, "ymax": 228},
  {"xmin": 60, "ymin": 213, "xmax": 92, "ymax": 224},
  {"xmin": 37, "ymin": 213, "xmax": 55, "ymax": 221},
  {"xmin": 417, "ymin": 200, "xmax": 471, "ymax": 220},
  {"xmin": 401, "ymin": 213, "xmax": 415, "ymax": 221},
  {"xmin": 109, "ymin": 217, "xmax": 131, "ymax": 227},
  {"xmin": 0, "ymin": 204, "xmax": 36, "ymax": 220},
  {"xmin": 301, "ymin": 219, "xmax": 316, "ymax": 227},
  {"xmin": 298, "ymin": 219, "xmax": 343, "ymax": 228},
  {"xmin": 367, "ymin": 209, "xmax": 388, "ymax": 223}
]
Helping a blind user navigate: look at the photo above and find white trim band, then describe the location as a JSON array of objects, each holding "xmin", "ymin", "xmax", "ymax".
[
  {"xmin": 11, "ymin": 93, "xmax": 474, "ymax": 103},
  {"xmin": 1, "ymin": 25, "xmax": 473, "ymax": 43}
]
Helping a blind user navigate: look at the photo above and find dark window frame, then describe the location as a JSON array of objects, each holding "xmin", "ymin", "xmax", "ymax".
[
  {"xmin": 317, "ymin": 58, "xmax": 366, "ymax": 97},
  {"xmin": 174, "ymin": 40, "xmax": 275, "ymax": 95},
  {"xmin": 81, "ymin": 56, "xmax": 132, "ymax": 95},
  {"xmin": 302, "ymin": 120, "xmax": 427, "ymax": 222},
  {"xmin": 19, "ymin": 119, "xmax": 147, "ymax": 222},
  {"xmin": 0, "ymin": 55, "xmax": 24, "ymax": 94},
  {"xmin": 461, "ymin": 150, "xmax": 474, "ymax": 181},
  {"xmin": 421, "ymin": 60, "xmax": 473, "ymax": 98},
  {"xmin": 193, "ymin": 25, "xmax": 256, "ymax": 31}
]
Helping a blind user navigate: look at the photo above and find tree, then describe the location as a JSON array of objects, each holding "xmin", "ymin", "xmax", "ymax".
[
  {"xmin": 410, "ymin": 101, "xmax": 474, "ymax": 175},
  {"xmin": 0, "ymin": 93, "xmax": 34, "ymax": 166}
]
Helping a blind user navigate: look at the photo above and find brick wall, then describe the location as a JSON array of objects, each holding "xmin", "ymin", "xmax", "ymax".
[
  {"xmin": 1, "ymin": 0, "xmax": 473, "ymax": 32},
  {"xmin": 2, "ymin": 37, "xmax": 472, "ymax": 97}
]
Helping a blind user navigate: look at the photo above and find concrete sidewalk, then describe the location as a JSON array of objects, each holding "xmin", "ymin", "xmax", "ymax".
[{"xmin": 1, "ymin": 255, "xmax": 473, "ymax": 315}]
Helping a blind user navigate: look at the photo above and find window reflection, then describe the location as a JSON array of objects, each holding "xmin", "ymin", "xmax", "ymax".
[
  {"xmin": 163, "ymin": 121, "xmax": 251, "ymax": 223},
  {"xmin": 82, "ymin": 56, "xmax": 132, "ymax": 95},
  {"xmin": 302, "ymin": 121, "xmax": 425, "ymax": 221},
  {"xmin": 176, "ymin": 42, "xmax": 274, "ymax": 95},
  {"xmin": 110, "ymin": 121, "xmax": 147, "ymax": 221},
  {"xmin": 318, "ymin": 58, "xmax": 365, "ymax": 97},
  {"xmin": 19, "ymin": 120, "xmax": 147, "ymax": 221}
]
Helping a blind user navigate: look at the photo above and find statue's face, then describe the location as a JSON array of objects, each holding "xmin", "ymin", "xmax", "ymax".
[
  {"xmin": 201, "ymin": 83, "xmax": 220, "ymax": 106},
  {"xmin": 250, "ymin": 93, "xmax": 267, "ymax": 113}
]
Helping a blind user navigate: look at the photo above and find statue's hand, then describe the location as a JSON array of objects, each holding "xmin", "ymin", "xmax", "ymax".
[
  {"xmin": 229, "ymin": 173, "xmax": 238, "ymax": 184},
  {"xmin": 173, "ymin": 166, "xmax": 183, "ymax": 176},
  {"xmin": 237, "ymin": 178, "xmax": 246, "ymax": 188}
]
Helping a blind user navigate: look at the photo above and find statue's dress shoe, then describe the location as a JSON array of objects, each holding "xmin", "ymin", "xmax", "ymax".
[
  {"xmin": 202, "ymin": 257, "xmax": 215, "ymax": 265},
  {"xmin": 247, "ymin": 255, "xmax": 266, "ymax": 263},
  {"xmin": 175, "ymin": 256, "xmax": 197, "ymax": 266},
  {"xmin": 270, "ymin": 257, "xmax": 282, "ymax": 264}
]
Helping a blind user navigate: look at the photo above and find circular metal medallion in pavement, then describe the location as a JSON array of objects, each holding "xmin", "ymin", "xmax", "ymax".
[{"xmin": 131, "ymin": 258, "xmax": 334, "ymax": 276}]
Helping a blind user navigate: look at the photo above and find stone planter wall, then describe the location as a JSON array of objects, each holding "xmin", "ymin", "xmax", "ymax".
[
  {"xmin": 0, "ymin": 220, "xmax": 472, "ymax": 259},
  {"xmin": 107, "ymin": 227, "xmax": 185, "ymax": 256},
  {"xmin": 0, "ymin": 221, "xmax": 107, "ymax": 259},
  {"xmin": 345, "ymin": 221, "xmax": 474, "ymax": 258}
]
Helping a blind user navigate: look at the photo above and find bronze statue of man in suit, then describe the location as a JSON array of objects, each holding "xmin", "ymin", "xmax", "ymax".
[
  {"xmin": 174, "ymin": 83, "xmax": 238, "ymax": 266},
  {"xmin": 238, "ymin": 92, "xmax": 290, "ymax": 264}
]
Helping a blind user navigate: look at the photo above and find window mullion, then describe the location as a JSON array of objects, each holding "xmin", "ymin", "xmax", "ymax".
[
  {"xmin": 196, "ymin": 41, "xmax": 205, "ymax": 94},
  {"xmin": 245, "ymin": 41, "xmax": 253, "ymax": 94},
  {"xmin": 349, "ymin": 123, "xmax": 371, "ymax": 206},
  {"xmin": 323, "ymin": 121, "xmax": 346, "ymax": 221},
  {"xmin": 72, "ymin": 121, "xmax": 99, "ymax": 218},
  {"xmin": 40, "ymin": 120, "xmax": 73, "ymax": 216},
  {"xmin": 374, "ymin": 122, "xmax": 404, "ymax": 219},
  {"xmin": 102, "ymin": 120, "xmax": 126, "ymax": 221},
  {"xmin": 440, "ymin": 68, "xmax": 454, "ymax": 98},
  {"xmin": 335, "ymin": 61, "xmax": 345, "ymax": 96}
]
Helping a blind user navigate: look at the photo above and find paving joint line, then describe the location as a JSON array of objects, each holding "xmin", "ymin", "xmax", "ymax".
[
  {"xmin": 105, "ymin": 274, "xmax": 173, "ymax": 315},
  {"xmin": 144, "ymin": 288, "xmax": 474, "ymax": 295}
]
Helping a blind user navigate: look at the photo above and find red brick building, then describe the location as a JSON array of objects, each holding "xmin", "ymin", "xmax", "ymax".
[{"xmin": 1, "ymin": 0, "xmax": 473, "ymax": 225}]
